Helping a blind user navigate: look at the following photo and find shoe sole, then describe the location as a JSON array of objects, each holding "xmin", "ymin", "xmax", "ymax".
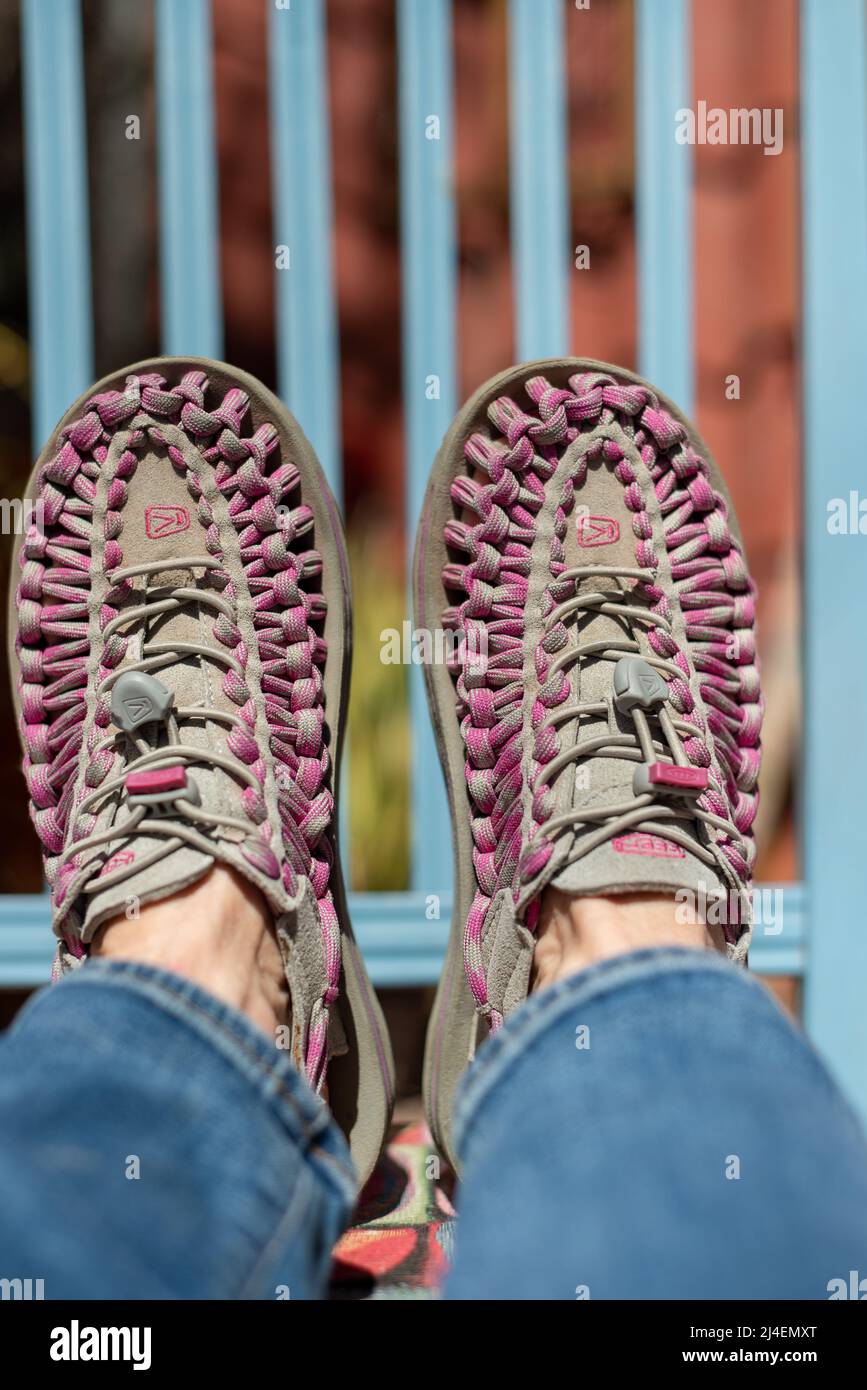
[
  {"xmin": 414, "ymin": 356, "xmax": 746, "ymax": 1170},
  {"xmin": 8, "ymin": 354, "xmax": 395, "ymax": 1187}
]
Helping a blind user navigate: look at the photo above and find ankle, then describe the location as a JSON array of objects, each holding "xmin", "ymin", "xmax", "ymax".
[
  {"xmin": 91, "ymin": 865, "xmax": 290, "ymax": 1037},
  {"xmin": 531, "ymin": 889, "xmax": 724, "ymax": 991}
]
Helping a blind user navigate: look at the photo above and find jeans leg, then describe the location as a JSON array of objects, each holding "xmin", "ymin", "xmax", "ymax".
[
  {"xmin": 446, "ymin": 948, "xmax": 867, "ymax": 1299},
  {"xmin": 0, "ymin": 960, "xmax": 355, "ymax": 1299}
]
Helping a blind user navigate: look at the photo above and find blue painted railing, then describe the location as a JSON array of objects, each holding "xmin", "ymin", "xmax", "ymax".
[
  {"xmin": 636, "ymin": 0, "xmax": 693, "ymax": 410},
  {"xmin": 9, "ymin": 1, "xmax": 867, "ymax": 1119},
  {"xmin": 508, "ymin": 0, "xmax": 569, "ymax": 359},
  {"xmin": 156, "ymin": 0, "xmax": 223, "ymax": 360},
  {"xmin": 397, "ymin": 0, "xmax": 456, "ymax": 892},
  {"xmin": 268, "ymin": 0, "xmax": 342, "ymax": 494},
  {"xmin": 21, "ymin": 0, "xmax": 93, "ymax": 448},
  {"xmin": 801, "ymin": 0, "xmax": 867, "ymax": 1116}
]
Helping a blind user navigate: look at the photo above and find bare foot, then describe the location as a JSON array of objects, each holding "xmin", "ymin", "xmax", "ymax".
[
  {"xmin": 91, "ymin": 865, "xmax": 290, "ymax": 1038},
  {"xmin": 532, "ymin": 889, "xmax": 725, "ymax": 992}
]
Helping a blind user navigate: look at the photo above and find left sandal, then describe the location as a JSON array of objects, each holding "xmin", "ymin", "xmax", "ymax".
[{"xmin": 9, "ymin": 355, "xmax": 394, "ymax": 1186}]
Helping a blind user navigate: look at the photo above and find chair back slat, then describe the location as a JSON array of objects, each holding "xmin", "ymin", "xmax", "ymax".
[
  {"xmin": 636, "ymin": 0, "xmax": 693, "ymax": 410},
  {"xmin": 508, "ymin": 0, "xmax": 570, "ymax": 358},
  {"xmin": 801, "ymin": 0, "xmax": 867, "ymax": 1119},
  {"xmin": 397, "ymin": 0, "xmax": 458, "ymax": 891},
  {"xmin": 268, "ymin": 0, "xmax": 342, "ymax": 496},
  {"xmin": 22, "ymin": 0, "xmax": 93, "ymax": 446},
  {"xmin": 155, "ymin": 0, "xmax": 223, "ymax": 357}
]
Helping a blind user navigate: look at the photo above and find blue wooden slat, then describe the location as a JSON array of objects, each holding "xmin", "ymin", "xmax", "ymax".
[
  {"xmin": 507, "ymin": 0, "xmax": 570, "ymax": 359},
  {"xmin": 21, "ymin": 0, "xmax": 93, "ymax": 447},
  {"xmin": 268, "ymin": 0, "xmax": 342, "ymax": 497},
  {"xmin": 267, "ymin": 0, "xmax": 348, "ymax": 863},
  {"xmin": 0, "ymin": 885, "xmax": 805, "ymax": 989},
  {"xmin": 801, "ymin": 0, "xmax": 867, "ymax": 1122},
  {"xmin": 635, "ymin": 0, "xmax": 693, "ymax": 412},
  {"xmin": 397, "ymin": 0, "xmax": 457, "ymax": 892},
  {"xmin": 155, "ymin": 0, "xmax": 222, "ymax": 357}
]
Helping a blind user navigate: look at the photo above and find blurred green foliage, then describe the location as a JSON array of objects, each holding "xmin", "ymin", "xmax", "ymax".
[{"xmin": 346, "ymin": 519, "xmax": 410, "ymax": 892}]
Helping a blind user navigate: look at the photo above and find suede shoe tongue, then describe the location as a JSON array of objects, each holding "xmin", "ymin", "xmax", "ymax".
[
  {"xmin": 74, "ymin": 438, "xmax": 296, "ymax": 941},
  {"xmin": 537, "ymin": 472, "xmax": 728, "ymax": 904},
  {"xmin": 82, "ymin": 842, "xmax": 216, "ymax": 940},
  {"xmin": 81, "ymin": 593, "xmax": 219, "ymax": 939},
  {"xmin": 547, "ymin": 585, "xmax": 722, "ymax": 899},
  {"xmin": 81, "ymin": 492, "xmax": 274, "ymax": 940},
  {"xmin": 550, "ymin": 821, "xmax": 727, "ymax": 902}
]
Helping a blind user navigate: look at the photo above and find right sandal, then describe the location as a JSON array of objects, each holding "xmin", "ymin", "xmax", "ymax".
[{"xmin": 414, "ymin": 358, "xmax": 763, "ymax": 1170}]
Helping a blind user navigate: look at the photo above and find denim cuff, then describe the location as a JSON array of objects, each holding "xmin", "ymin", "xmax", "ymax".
[
  {"xmin": 452, "ymin": 946, "xmax": 760, "ymax": 1162},
  {"xmin": 19, "ymin": 957, "xmax": 357, "ymax": 1205}
]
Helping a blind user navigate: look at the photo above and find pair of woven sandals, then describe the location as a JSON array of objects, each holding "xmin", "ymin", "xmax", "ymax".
[{"xmin": 10, "ymin": 355, "xmax": 761, "ymax": 1185}]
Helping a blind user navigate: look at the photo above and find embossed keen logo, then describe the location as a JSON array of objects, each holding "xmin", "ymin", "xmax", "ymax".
[
  {"xmin": 612, "ymin": 833, "xmax": 685, "ymax": 859},
  {"xmin": 576, "ymin": 514, "xmax": 619, "ymax": 547},
  {"xmin": 122, "ymin": 697, "xmax": 153, "ymax": 724},
  {"xmin": 100, "ymin": 851, "xmax": 135, "ymax": 877},
  {"xmin": 145, "ymin": 505, "xmax": 190, "ymax": 539}
]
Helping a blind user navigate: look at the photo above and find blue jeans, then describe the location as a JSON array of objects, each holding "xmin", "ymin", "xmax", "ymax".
[{"xmin": 1, "ymin": 949, "xmax": 866, "ymax": 1299}]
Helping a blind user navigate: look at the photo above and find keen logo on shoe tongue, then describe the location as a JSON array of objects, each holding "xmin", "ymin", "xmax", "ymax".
[
  {"xmin": 100, "ymin": 851, "xmax": 136, "ymax": 876},
  {"xmin": 612, "ymin": 833, "xmax": 686, "ymax": 859},
  {"xmin": 145, "ymin": 504, "xmax": 190, "ymax": 539},
  {"xmin": 576, "ymin": 513, "xmax": 619, "ymax": 547}
]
